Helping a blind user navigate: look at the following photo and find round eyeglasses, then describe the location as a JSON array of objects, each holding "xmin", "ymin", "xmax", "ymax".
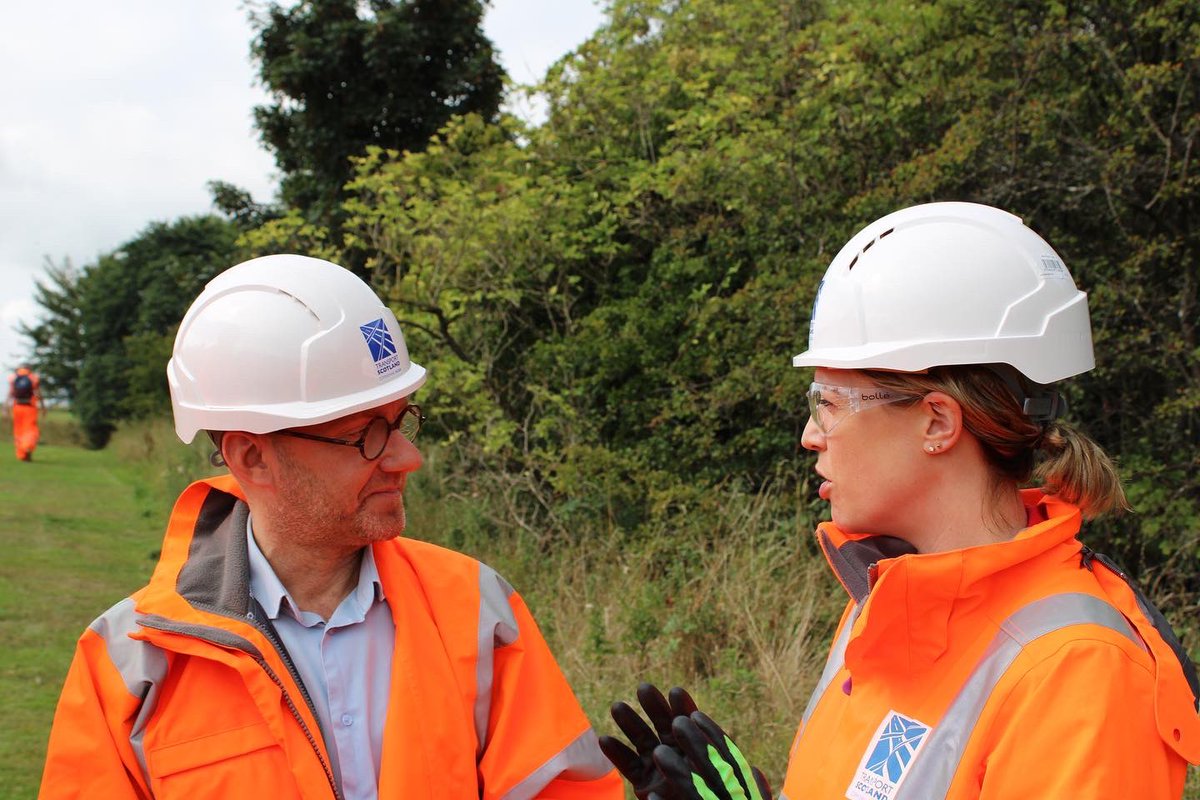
[
  {"xmin": 806, "ymin": 382, "xmax": 917, "ymax": 434},
  {"xmin": 277, "ymin": 404, "xmax": 425, "ymax": 460}
]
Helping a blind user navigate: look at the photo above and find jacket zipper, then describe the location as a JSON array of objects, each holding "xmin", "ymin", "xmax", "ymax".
[
  {"xmin": 245, "ymin": 602, "xmax": 327, "ymax": 744},
  {"xmin": 253, "ymin": 652, "xmax": 343, "ymax": 800}
]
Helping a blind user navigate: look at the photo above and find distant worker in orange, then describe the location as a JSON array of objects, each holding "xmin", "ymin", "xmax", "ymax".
[{"xmin": 5, "ymin": 363, "xmax": 44, "ymax": 462}]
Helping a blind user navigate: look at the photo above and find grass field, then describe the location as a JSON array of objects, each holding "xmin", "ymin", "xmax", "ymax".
[
  {"xmin": 0, "ymin": 412, "xmax": 168, "ymax": 799},
  {"xmin": 3, "ymin": 412, "xmax": 1196, "ymax": 798}
]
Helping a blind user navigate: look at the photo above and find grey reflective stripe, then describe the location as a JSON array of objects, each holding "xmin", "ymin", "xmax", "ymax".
[
  {"xmin": 801, "ymin": 603, "xmax": 860, "ymax": 726},
  {"xmin": 894, "ymin": 593, "xmax": 1143, "ymax": 799},
  {"xmin": 89, "ymin": 597, "xmax": 168, "ymax": 788},
  {"xmin": 499, "ymin": 729, "xmax": 615, "ymax": 800},
  {"xmin": 474, "ymin": 564, "xmax": 519, "ymax": 754}
]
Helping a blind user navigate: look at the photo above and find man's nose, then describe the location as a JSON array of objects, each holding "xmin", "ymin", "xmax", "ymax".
[{"xmin": 378, "ymin": 429, "xmax": 423, "ymax": 472}]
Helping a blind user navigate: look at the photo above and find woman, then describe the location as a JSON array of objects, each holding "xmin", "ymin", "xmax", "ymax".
[{"xmin": 601, "ymin": 202, "xmax": 1199, "ymax": 800}]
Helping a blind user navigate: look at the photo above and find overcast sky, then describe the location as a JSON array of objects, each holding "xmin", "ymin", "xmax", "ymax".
[{"xmin": 0, "ymin": 1, "xmax": 605, "ymax": 371}]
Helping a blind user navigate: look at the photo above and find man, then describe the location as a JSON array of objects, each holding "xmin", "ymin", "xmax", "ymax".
[
  {"xmin": 5, "ymin": 363, "xmax": 44, "ymax": 461},
  {"xmin": 39, "ymin": 254, "xmax": 621, "ymax": 799}
]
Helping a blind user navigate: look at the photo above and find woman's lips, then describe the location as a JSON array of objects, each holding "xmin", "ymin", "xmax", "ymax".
[{"xmin": 819, "ymin": 480, "xmax": 832, "ymax": 500}]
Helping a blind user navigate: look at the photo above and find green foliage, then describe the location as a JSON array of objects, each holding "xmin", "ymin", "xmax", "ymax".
[
  {"xmin": 207, "ymin": 179, "xmax": 282, "ymax": 233},
  {"xmin": 249, "ymin": 0, "xmax": 505, "ymax": 248},
  {"xmin": 333, "ymin": 0, "xmax": 1200, "ymax": 609}
]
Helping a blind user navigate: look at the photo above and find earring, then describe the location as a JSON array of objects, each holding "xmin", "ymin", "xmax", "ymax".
[{"xmin": 925, "ymin": 445, "xmax": 935, "ymax": 453}]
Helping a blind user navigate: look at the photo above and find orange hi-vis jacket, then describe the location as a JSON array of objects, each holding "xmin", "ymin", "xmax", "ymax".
[
  {"xmin": 9, "ymin": 367, "xmax": 40, "ymax": 460},
  {"xmin": 39, "ymin": 475, "xmax": 622, "ymax": 800},
  {"xmin": 781, "ymin": 490, "xmax": 1200, "ymax": 800}
]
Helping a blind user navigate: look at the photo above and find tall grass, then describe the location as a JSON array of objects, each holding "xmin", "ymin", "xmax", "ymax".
[
  {"xmin": 404, "ymin": 445, "xmax": 841, "ymax": 784},
  {"xmin": 108, "ymin": 417, "xmax": 224, "ymax": 503}
]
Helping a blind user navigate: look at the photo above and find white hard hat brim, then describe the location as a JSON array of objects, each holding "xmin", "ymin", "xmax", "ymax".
[{"xmin": 171, "ymin": 361, "xmax": 426, "ymax": 444}]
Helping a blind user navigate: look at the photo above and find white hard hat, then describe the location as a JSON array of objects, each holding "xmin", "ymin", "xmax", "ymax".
[
  {"xmin": 167, "ymin": 254, "xmax": 426, "ymax": 443},
  {"xmin": 793, "ymin": 202, "xmax": 1094, "ymax": 385}
]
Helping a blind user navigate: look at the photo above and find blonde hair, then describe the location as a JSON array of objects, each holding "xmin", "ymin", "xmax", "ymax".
[{"xmin": 861, "ymin": 366, "xmax": 1130, "ymax": 519}]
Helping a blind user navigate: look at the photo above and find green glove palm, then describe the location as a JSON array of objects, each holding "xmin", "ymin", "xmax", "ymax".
[{"xmin": 649, "ymin": 711, "xmax": 772, "ymax": 800}]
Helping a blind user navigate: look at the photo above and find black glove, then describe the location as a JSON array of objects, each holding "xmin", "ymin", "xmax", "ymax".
[
  {"xmin": 648, "ymin": 711, "xmax": 772, "ymax": 800},
  {"xmin": 598, "ymin": 682, "xmax": 700, "ymax": 800}
]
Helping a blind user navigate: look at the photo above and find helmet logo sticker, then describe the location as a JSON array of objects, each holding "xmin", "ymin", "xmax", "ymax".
[{"xmin": 360, "ymin": 318, "xmax": 403, "ymax": 378}]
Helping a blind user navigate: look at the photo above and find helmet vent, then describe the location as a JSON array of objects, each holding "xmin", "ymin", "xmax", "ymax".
[
  {"xmin": 849, "ymin": 229, "xmax": 893, "ymax": 271},
  {"xmin": 278, "ymin": 289, "xmax": 320, "ymax": 321}
]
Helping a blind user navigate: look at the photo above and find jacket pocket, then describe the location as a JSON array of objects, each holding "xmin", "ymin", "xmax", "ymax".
[{"xmin": 148, "ymin": 722, "xmax": 303, "ymax": 799}]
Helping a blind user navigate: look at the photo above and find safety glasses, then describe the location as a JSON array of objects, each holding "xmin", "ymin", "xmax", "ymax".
[
  {"xmin": 806, "ymin": 382, "xmax": 917, "ymax": 434},
  {"xmin": 278, "ymin": 404, "xmax": 424, "ymax": 460}
]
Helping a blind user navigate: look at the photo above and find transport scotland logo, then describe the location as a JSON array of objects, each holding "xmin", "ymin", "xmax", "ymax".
[
  {"xmin": 845, "ymin": 711, "xmax": 930, "ymax": 800},
  {"xmin": 359, "ymin": 318, "xmax": 402, "ymax": 377}
]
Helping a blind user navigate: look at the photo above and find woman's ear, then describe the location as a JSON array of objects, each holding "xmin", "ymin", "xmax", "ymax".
[
  {"xmin": 920, "ymin": 391, "xmax": 964, "ymax": 455},
  {"xmin": 219, "ymin": 431, "xmax": 273, "ymax": 487}
]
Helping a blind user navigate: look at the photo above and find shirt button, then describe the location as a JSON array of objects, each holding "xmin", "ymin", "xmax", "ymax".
[{"xmin": 341, "ymin": 714, "xmax": 353, "ymax": 727}]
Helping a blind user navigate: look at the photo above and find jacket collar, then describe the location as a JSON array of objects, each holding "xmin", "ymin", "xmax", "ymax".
[
  {"xmin": 818, "ymin": 490, "xmax": 1084, "ymax": 670},
  {"xmin": 139, "ymin": 474, "xmax": 255, "ymax": 620}
]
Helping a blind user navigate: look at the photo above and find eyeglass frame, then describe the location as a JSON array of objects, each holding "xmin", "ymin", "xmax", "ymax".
[
  {"xmin": 276, "ymin": 404, "xmax": 425, "ymax": 460},
  {"xmin": 806, "ymin": 381, "xmax": 919, "ymax": 434}
]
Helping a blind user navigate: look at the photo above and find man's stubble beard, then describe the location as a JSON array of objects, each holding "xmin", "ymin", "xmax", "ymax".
[{"xmin": 271, "ymin": 454, "xmax": 407, "ymax": 547}]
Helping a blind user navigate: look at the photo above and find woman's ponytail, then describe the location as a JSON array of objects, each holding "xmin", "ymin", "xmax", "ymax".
[{"xmin": 1034, "ymin": 421, "xmax": 1130, "ymax": 519}]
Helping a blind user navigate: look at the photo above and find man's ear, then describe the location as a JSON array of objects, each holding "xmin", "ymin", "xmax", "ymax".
[
  {"xmin": 919, "ymin": 391, "xmax": 964, "ymax": 454},
  {"xmin": 219, "ymin": 431, "xmax": 273, "ymax": 487}
]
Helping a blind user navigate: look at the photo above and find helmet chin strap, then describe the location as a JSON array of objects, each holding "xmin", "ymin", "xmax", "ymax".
[{"xmin": 986, "ymin": 364, "xmax": 1067, "ymax": 423}]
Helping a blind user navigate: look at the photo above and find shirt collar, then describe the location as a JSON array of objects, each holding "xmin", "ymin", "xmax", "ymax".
[{"xmin": 245, "ymin": 515, "xmax": 386, "ymax": 622}]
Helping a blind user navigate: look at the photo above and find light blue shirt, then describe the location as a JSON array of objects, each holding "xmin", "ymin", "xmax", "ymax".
[{"xmin": 247, "ymin": 519, "xmax": 395, "ymax": 800}]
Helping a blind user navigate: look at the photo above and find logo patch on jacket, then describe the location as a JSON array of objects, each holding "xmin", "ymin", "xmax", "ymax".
[
  {"xmin": 359, "ymin": 318, "xmax": 402, "ymax": 377},
  {"xmin": 845, "ymin": 710, "xmax": 930, "ymax": 800}
]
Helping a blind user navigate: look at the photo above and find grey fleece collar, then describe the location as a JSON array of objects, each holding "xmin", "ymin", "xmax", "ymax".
[{"xmin": 175, "ymin": 489, "xmax": 254, "ymax": 617}]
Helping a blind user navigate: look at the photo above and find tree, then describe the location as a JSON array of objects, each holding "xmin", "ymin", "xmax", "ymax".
[
  {"xmin": 249, "ymin": 0, "xmax": 505, "ymax": 243},
  {"xmin": 207, "ymin": 179, "xmax": 281, "ymax": 233},
  {"xmin": 19, "ymin": 258, "xmax": 85, "ymax": 402}
]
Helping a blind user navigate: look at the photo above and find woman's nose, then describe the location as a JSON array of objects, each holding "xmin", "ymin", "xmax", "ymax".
[{"xmin": 800, "ymin": 415, "xmax": 825, "ymax": 452}]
